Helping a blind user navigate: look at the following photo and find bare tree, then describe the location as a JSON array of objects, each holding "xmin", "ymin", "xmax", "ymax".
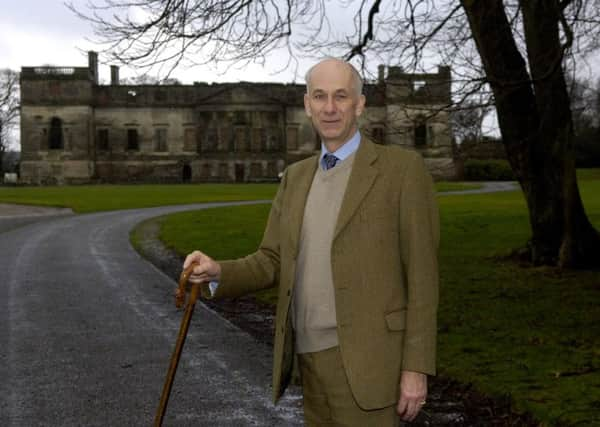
[
  {"xmin": 458, "ymin": 1, "xmax": 599, "ymax": 268},
  {"xmin": 451, "ymin": 99, "xmax": 492, "ymax": 144},
  {"xmin": 0, "ymin": 69, "xmax": 20, "ymax": 174},
  {"xmin": 68, "ymin": 0, "xmax": 600, "ymax": 268}
]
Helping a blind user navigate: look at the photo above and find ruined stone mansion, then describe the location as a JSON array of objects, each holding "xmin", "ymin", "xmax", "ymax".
[{"xmin": 19, "ymin": 52, "xmax": 454, "ymax": 184}]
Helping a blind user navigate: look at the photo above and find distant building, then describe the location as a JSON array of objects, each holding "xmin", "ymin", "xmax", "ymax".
[{"xmin": 19, "ymin": 52, "xmax": 454, "ymax": 184}]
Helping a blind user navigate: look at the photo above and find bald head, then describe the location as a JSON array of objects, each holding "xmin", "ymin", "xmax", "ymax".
[
  {"xmin": 303, "ymin": 57, "xmax": 366, "ymax": 150},
  {"xmin": 305, "ymin": 58, "xmax": 363, "ymax": 96}
]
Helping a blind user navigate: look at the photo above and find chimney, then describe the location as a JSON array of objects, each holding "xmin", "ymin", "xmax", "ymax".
[
  {"xmin": 437, "ymin": 65, "xmax": 452, "ymax": 103},
  {"xmin": 378, "ymin": 65, "xmax": 385, "ymax": 84},
  {"xmin": 88, "ymin": 51, "xmax": 98, "ymax": 84},
  {"xmin": 110, "ymin": 65, "xmax": 120, "ymax": 85}
]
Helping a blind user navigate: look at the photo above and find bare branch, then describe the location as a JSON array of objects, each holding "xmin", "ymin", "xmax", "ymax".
[
  {"xmin": 0, "ymin": 69, "xmax": 20, "ymax": 153},
  {"xmin": 345, "ymin": 0, "xmax": 382, "ymax": 61}
]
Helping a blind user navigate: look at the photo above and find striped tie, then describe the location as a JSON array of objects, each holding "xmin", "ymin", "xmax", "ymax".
[{"xmin": 323, "ymin": 153, "xmax": 339, "ymax": 170}]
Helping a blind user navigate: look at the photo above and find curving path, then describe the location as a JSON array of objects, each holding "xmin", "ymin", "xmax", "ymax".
[
  {"xmin": 438, "ymin": 181, "xmax": 518, "ymax": 196},
  {"xmin": 0, "ymin": 202, "xmax": 302, "ymax": 427}
]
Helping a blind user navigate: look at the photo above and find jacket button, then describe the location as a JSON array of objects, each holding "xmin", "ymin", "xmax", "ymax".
[{"xmin": 286, "ymin": 289, "xmax": 291, "ymax": 296}]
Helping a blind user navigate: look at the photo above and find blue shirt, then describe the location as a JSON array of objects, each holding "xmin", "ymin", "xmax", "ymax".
[{"xmin": 319, "ymin": 131, "xmax": 361, "ymax": 170}]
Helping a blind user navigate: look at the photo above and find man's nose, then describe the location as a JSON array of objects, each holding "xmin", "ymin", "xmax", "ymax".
[{"xmin": 324, "ymin": 96, "xmax": 336, "ymax": 114}]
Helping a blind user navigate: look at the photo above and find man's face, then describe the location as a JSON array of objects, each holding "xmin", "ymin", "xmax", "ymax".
[{"xmin": 304, "ymin": 60, "xmax": 366, "ymax": 148}]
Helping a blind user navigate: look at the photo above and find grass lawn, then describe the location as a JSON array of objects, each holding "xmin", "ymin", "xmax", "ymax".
[
  {"xmin": 156, "ymin": 178, "xmax": 600, "ymax": 426},
  {"xmin": 0, "ymin": 184, "xmax": 278, "ymax": 213},
  {"xmin": 0, "ymin": 182, "xmax": 480, "ymax": 213}
]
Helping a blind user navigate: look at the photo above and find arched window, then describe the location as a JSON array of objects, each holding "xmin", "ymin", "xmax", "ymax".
[
  {"xmin": 97, "ymin": 129, "xmax": 109, "ymax": 151},
  {"xmin": 128, "ymin": 129, "xmax": 140, "ymax": 150},
  {"xmin": 414, "ymin": 117, "xmax": 427, "ymax": 147},
  {"xmin": 182, "ymin": 163, "xmax": 192, "ymax": 183},
  {"xmin": 49, "ymin": 117, "xmax": 64, "ymax": 150}
]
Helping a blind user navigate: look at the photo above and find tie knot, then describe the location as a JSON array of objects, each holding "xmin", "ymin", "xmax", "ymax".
[{"xmin": 323, "ymin": 153, "xmax": 339, "ymax": 170}]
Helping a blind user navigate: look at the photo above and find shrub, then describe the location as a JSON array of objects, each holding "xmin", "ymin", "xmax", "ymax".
[
  {"xmin": 463, "ymin": 159, "xmax": 515, "ymax": 181},
  {"xmin": 574, "ymin": 129, "xmax": 600, "ymax": 167}
]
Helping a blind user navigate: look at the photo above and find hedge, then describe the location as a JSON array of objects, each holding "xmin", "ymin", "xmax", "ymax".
[{"xmin": 463, "ymin": 159, "xmax": 515, "ymax": 181}]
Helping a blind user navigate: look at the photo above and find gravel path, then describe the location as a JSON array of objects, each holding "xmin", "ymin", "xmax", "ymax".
[{"xmin": 439, "ymin": 181, "xmax": 518, "ymax": 196}]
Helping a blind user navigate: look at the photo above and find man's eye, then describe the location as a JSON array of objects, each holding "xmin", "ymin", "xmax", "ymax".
[
  {"xmin": 336, "ymin": 94, "xmax": 347, "ymax": 100},
  {"xmin": 314, "ymin": 94, "xmax": 324, "ymax": 100}
]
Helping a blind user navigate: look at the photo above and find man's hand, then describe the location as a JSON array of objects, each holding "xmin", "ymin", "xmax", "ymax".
[
  {"xmin": 183, "ymin": 250, "xmax": 221, "ymax": 284},
  {"xmin": 396, "ymin": 370, "xmax": 427, "ymax": 422}
]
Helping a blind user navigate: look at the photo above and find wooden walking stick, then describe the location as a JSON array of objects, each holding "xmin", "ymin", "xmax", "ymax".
[{"xmin": 154, "ymin": 263, "xmax": 200, "ymax": 427}]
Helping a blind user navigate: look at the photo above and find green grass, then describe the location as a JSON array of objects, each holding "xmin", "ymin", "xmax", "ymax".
[
  {"xmin": 436, "ymin": 188, "xmax": 600, "ymax": 426},
  {"xmin": 577, "ymin": 168, "xmax": 600, "ymax": 180},
  {"xmin": 0, "ymin": 182, "xmax": 480, "ymax": 213},
  {"xmin": 156, "ymin": 179, "xmax": 600, "ymax": 426},
  {"xmin": 157, "ymin": 203, "xmax": 278, "ymax": 305},
  {"xmin": 159, "ymin": 204, "xmax": 271, "ymax": 261},
  {"xmin": 0, "ymin": 184, "xmax": 278, "ymax": 213}
]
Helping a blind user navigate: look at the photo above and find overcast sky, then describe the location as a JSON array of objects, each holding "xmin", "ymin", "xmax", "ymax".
[
  {"xmin": 0, "ymin": 0, "xmax": 305, "ymax": 84},
  {"xmin": 1, "ymin": 0, "xmax": 316, "ymax": 149}
]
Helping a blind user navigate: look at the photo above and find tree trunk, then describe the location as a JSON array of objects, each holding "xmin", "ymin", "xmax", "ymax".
[
  {"xmin": 461, "ymin": 0, "xmax": 600, "ymax": 268},
  {"xmin": 0, "ymin": 122, "xmax": 4, "ymax": 175}
]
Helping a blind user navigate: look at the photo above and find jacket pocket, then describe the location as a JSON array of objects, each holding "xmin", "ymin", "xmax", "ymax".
[{"xmin": 385, "ymin": 309, "xmax": 407, "ymax": 331}]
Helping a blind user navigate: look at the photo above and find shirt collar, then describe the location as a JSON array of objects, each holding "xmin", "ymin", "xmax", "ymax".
[{"xmin": 319, "ymin": 130, "xmax": 361, "ymax": 170}]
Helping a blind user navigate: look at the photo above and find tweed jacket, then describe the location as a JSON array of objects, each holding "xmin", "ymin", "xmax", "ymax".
[{"xmin": 204, "ymin": 139, "xmax": 439, "ymax": 410}]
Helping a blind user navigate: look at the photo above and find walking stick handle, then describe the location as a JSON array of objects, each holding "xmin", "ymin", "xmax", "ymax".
[
  {"xmin": 175, "ymin": 263, "xmax": 197, "ymax": 308},
  {"xmin": 154, "ymin": 263, "xmax": 201, "ymax": 427}
]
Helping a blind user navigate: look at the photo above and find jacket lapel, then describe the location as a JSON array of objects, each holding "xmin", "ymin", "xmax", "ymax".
[
  {"xmin": 334, "ymin": 139, "xmax": 379, "ymax": 240},
  {"xmin": 288, "ymin": 156, "xmax": 319, "ymax": 254}
]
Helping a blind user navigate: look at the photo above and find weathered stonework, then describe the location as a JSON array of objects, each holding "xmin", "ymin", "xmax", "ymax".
[{"xmin": 20, "ymin": 52, "xmax": 455, "ymax": 184}]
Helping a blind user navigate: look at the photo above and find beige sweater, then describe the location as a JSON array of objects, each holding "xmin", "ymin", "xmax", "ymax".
[{"xmin": 292, "ymin": 153, "xmax": 355, "ymax": 353}]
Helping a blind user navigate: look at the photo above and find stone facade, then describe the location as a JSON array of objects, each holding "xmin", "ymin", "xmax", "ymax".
[{"xmin": 19, "ymin": 52, "xmax": 455, "ymax": 184}]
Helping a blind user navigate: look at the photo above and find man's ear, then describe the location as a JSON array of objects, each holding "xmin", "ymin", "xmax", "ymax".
[
  {"xmin": 355, "ymin": 94, "xmax": 366, "ymax": 117},
  {"xmin": 304, "ymin": 93, "xmax": 312, "ymax": 117}
]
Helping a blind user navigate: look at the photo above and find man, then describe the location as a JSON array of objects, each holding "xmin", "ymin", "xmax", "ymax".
[{"xmin": 184, "ymin": 58, "xmax": 439, "ymax": 425}]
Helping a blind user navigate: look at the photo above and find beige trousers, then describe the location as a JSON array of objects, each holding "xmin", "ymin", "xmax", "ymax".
[{"xmin": 298, "ymin": 346, "xmax": 400, "ymax": 427}]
